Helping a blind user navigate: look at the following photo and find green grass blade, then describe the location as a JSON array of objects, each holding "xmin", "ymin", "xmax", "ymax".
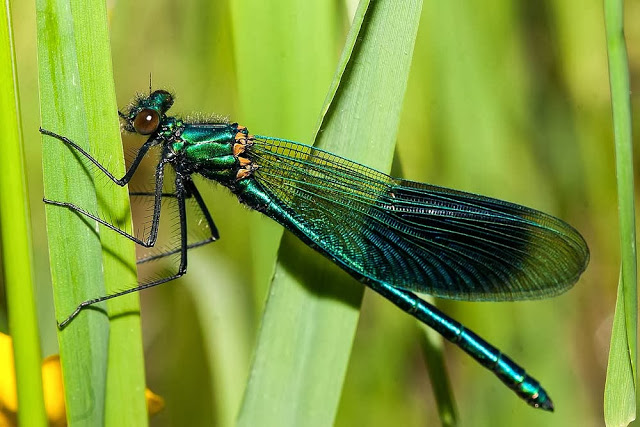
[
  {"xmin": 230, "ymin": 1, "xmax": 339, "ymax": 424},
  {"xmin": 0, "ymin": 2, "xmax": 47, "ymax": 425},
  {"xmin": 230, "ymin": 0, "xmax": 339, "ymax": 317},
  {"xmin": 607, "ymin": 276, "xmax": 637, "ymax": 426},
  {"xmin": 36, "ymin": 0, "xmax": 146, "ymax": 425},
  {"xmin": 38, "ymin": 1, "xmax": 109, "ymax": 421},
  {"xmin": 237, "ymin": 1, "xmax": 423, "ymax": 425},
  {"xmin": 603, "ymin": 0, "xmax": 637, "ymax": 425},
  {"xmin": 71, "ymin": 1, "xmax": 147, "ymax": 424}
]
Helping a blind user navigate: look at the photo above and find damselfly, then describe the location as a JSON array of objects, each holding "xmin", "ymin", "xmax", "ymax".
[{"xmin": 41, "ymin": 89, "xmax": 589, "ymax": 411}]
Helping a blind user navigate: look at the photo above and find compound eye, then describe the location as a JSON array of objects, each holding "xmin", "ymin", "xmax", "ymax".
[{"xmin": 133, "ymin": 108, "xmax": 160, "ymax": 135}]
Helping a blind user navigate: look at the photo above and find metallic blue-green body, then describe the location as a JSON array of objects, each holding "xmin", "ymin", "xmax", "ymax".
[
  {"xmin": 158, "ymin": 122, "xmax": 588, "ymax": 411},
  {"xmin": 119, "ymin": 90, "xmax": 589, "ymax": 411}
]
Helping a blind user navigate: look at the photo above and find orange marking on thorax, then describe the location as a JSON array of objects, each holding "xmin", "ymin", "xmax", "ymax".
[
  {"xmin": 236, "ymin": 164, "xmax": 258, "ymax": 180},
  {"xmin": 233, "ymin": 143, "xmax": 246, "ymax": 157}
]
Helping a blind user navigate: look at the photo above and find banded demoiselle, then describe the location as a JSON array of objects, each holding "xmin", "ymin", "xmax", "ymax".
[{"xmin": 41, "ymin": 89, "xmax": 589, "ymax": 411}]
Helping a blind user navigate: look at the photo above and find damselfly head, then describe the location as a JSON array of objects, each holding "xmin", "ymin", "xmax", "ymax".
[{"xmin": 119, "ymin": 89, "xmax": 175, "ymax": 135}]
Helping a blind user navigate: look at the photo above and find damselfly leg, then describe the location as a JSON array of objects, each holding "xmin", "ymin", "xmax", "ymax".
[{"xmin": 40, "ymin": 127, "xmax": 217, "ymax": 328}]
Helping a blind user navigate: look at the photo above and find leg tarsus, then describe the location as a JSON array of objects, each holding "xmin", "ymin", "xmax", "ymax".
[
  {"xmin": 56, "ymin": 271, "xmax": 187, "ymax": 330},
  {"xmin": 43, "ymin": 198, "xmax": 152, "ymax": 247}
]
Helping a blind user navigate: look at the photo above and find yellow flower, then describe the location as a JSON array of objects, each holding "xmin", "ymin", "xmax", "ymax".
[
  {"xmin": 0, "ymin": 332, "xmax": 163, "ymax": 426},
  {"xmin": 0, "ymin": 332, "xmax": 18, "ymax": 427}
]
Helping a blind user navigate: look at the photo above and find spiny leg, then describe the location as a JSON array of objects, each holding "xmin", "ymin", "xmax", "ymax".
[
  {"xmin": 137, "ymin": 239, "xmax": 214, "ymax": 264},
  {"xmin": 185, "ymin": 178, "xmax": 220, "ymax": 240},
  {"xmin": 58, "ymin": 173, "xmax": 190, "ymax": 329},
  {"xmin": 40, "ymin": 128, "xmax": 157, "ymax": 186},
  {"xmin": 133, "ymin": 180, "xmax": 219, "ymax": 264},
  {"xmin": 44, "ymin": 160, "xmax": 167, "ymax": 248}
]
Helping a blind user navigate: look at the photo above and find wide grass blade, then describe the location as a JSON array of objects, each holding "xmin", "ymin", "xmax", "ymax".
[
  {"xmin": 37, "ymin": 0, "xmax": 146, "ymax": 424},
  {"xmin": 237, "ymin": 1, "xmax": 423, "ymax": 425},
  {"xmin": 603, "ymin": 0, "xmax": 637, "ymax": 425},
  {"xmin": 229, "ymin": 0, "xmax": 339, "ymax": 314},
  {"xmin": 230, "ymin": 1, "xmax": 339, "ymax": 425},
  {"xmin": 0, "ymin": 1, "xmax": 47, "ymax": 425}
]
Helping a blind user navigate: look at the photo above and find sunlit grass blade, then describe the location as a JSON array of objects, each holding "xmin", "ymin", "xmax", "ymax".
[
  {"xmin": 0, "ymin": 2, "xmax": 47, "ymax": 425},
  {"xmin": 603, "ymin": 0, "xmax": 637, "ymax": 425},
  {"xmin": 237, "ymin": 1, "xmax": 423, "ymax": 425},
  {"xmin": 70, "ymin": 1, "xmax": 146, "ymax": 423},
  {"xmin": 606, "ymin": 275, "xmax": 636, "ymax": 426},
  {"xmin": 36, "ymin": 0, "xmax": 146, "ymax": 424},
  {"xmin": 38, "ymin": 0, "xmax": 109, "ymax": 419},
  {"xmin": 229, "ymin": 0, "xmax": 339, "ymax": 317},
  {"xmin": 231, "ymin": 0, "xmax": 339, "ymax": 423}
]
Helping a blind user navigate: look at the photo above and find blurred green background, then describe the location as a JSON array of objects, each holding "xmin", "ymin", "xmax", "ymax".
[{"xmin": 2, "ymin": 0, "xmax": 639, "ymax": 425}]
